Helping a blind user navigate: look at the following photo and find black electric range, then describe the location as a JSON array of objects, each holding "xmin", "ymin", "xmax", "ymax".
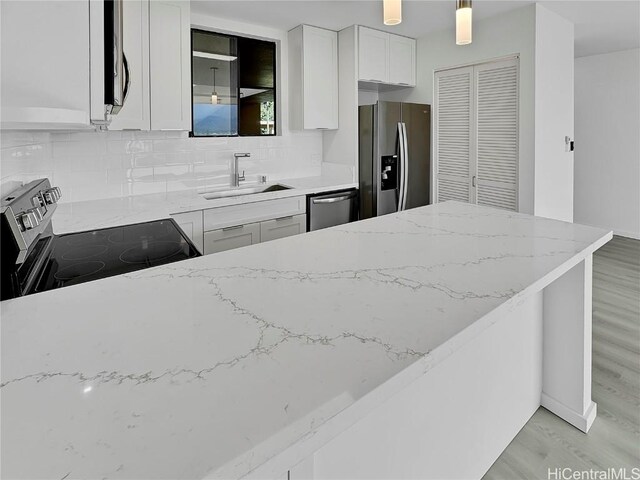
[{"xmin": 1, "ymin": 179, "xmax": 201, "ymax": 301}]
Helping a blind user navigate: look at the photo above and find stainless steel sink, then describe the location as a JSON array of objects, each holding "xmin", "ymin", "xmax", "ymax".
[{"xmin": 201, "ymin": 183, "xmax": 292, "ymax": 200}]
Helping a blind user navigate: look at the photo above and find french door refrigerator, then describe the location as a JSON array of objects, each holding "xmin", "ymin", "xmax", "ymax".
[{"xmin": 358, "ymin": 101, "xmax": 431, "ymax": 219}]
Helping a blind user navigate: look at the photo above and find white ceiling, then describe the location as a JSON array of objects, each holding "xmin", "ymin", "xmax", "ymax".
[{"xmin": 191, "ymin": 0, "xmax": 640, "ymax": 58}]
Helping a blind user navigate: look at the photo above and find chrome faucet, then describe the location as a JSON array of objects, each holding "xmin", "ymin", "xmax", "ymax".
[{"xmin": 232, "ymin": 153, "xmax": 249, "ymax": 187}]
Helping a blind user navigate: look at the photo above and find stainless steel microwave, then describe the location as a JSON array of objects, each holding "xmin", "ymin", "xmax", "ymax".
[{"xmin": 90, "ymin": 0, "xmax": 130, "ymax": 127}]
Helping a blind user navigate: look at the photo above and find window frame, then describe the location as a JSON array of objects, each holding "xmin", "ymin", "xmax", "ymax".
[{"xmin": 189, "ymin": 28, "xmax": 277, "ymax": 138}]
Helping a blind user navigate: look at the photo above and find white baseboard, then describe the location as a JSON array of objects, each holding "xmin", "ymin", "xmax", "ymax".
[
  {"xmin": 571, "ymin": 218, "xmax": 639, "ymax": 240},
  {"xmin": 541, "ymin": 393, "xmax": 597, "ymax": 433},
  {"xmin": 614, "ymin": 229, "xmax": 640, "ymax": 240}
]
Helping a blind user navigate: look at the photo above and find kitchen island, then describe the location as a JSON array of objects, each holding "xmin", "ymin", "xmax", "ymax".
[{"xmin": 0, "ymin": 202, "xmax": 611, "ymax": 479}]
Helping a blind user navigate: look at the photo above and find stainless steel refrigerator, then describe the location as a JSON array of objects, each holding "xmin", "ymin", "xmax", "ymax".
[{"xmin": 358, "ymin": 101, "xmax": 431, "ymax": 219}]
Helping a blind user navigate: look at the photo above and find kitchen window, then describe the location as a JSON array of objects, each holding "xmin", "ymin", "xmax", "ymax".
[{"xmin": 191, "ymin": 29, "xmax": 276, "ymax": 137}]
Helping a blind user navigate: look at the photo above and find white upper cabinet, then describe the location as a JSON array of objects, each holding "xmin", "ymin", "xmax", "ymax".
[
  {"xmin": 149, "ymin": 0, "xmax": 191, "ymax": 131},
  {"xmin": 357, "ymin": 26, "xmax": 416, "ymax": 87},
  {"xmin": 358, "ymin": 27, "xmax": 390, "ymax": 83},
  {"xmin": 109, "ymin": 0, "xmax": 191, "ymax": 131},
  {"xmin": 388, "ymin": 35, "xmax": 416, "ymax": 86},
  {"xmin": 108, "ymin": 0, "xmax": 150, "ymax": 131},
  {"xmin": 289, "ymin": 25, "xmax": 338, "ymax": 130},
  {"xmin": 0, "ymin": 0, "xmax": 92, "ymax": 129}
]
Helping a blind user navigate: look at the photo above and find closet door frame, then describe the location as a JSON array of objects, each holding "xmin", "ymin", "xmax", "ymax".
[{"xmin": 433, "ymin": 55, "xmax": 519, "ymax": 209}]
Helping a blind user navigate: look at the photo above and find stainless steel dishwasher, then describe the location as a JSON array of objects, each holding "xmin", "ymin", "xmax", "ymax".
[{"xmin": 307, "ymin": 189, "xmax": 359, "ymax": 232}]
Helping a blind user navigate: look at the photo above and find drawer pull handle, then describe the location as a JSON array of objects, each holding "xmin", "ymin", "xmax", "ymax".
[
  {"xmin": 275, "ymin": 216, "xmax": 294, "ymax": 221},
  {"xmin": 222, "ymin": 225, "xmax": 243, "ymax": 231}
]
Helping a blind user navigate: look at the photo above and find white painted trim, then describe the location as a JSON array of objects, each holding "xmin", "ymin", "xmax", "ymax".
[
  {"xmin": 541, "ymin": 394, "xmax": 597, "ymax": 433},
  {"xmin": 189, "ymin": 12, "xmax": 287, "ymax": 137},
  {"xmin": 434, "ymin": 53, "xmax": 520, "ymax": 73},
  {"xmin": 564, "ymin": 220, "xmax": 637, "ymax": 241},
  {"xmin": 615, "ymin": 229, "xmax": 640, "ymax": 240}
]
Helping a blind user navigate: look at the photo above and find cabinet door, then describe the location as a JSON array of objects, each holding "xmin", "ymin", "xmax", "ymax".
[
  {"xmin": 303, "ymin": 26, "xmax": 338, "ymax": 129},
  {"xmin": 171, "ymin": 211, "xmax": 204, "ymax": 254},
  {"xmin": 389, "ymin": 35, "xmax": 415, "ymax": 86},
  {"xmin": 0, "ymin": 0, "xmax": 91, "ymax": 127},
  {"xmin": 358, "ymin": 27, "xmax": 389, "ymax": 83},
  {"xmin": 260, "ymin": 214, "xmax": 306, "ymax": 243},
  {"xmin": 149, "ymin": 0, "xmax": 191, "ymax": 130},
  {"xmin": 109, "ymin": 0, "xmax": 150, "ymax": 131},
  {"xmin": 203, "ymin": 223, "xmax": 261, "ymax": 255}
]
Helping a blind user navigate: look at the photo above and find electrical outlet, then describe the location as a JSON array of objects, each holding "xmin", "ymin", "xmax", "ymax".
[{"xmin": 565, "ymin": 136, "xmax": 575, "ymax": 153}]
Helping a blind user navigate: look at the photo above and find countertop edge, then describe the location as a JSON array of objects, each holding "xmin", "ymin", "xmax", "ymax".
[
  {"xmin": 53, "ymin": 177, "xmax": 358, "ymax": 235},
  {"xmin": 208, "ymin": 228, "xmax": 614, "ymax": 479}
]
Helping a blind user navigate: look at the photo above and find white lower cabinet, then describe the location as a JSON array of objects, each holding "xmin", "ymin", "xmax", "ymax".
[
  {"xmin": 178, "ymin": 195, "xmax": 308, "ymax": 256},
  {"xmin": 203, "ymin": 223, "xmax": 261, "ymax": 255},
  {"xmin": 171, "ymin": 211, "xmax": 204, "ymax": 254},
  {"xmin": 260, "ymin": 215, "xmax": 306, "ymax": 243}
]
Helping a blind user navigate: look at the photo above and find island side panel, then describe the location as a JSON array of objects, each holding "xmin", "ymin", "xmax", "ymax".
[
  {"xmin": 289, "ymin": 292, "xmax": 544, "ymax": 480},
  {"xmin": 542, "ymin": 255, "xmax": 596, "ymax": 432}
]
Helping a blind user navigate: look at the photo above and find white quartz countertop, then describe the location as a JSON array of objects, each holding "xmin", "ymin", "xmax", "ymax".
[
  {"xmin": 52, "ymin": 175, "xmax": 358, "ymax": 235},
  {"xmin": 0, "ymin": 202, "xmax": 611, "ymax": 480}
]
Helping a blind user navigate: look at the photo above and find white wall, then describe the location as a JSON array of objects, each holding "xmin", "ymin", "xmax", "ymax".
[
  {"xmin": 574, "ymin": 48, "xmax": 640, "ymax": 238},
  {"xmin": 533, "ymin": 4, "xmax": 575, "ymax": 223},
  {"xmin": 358, "ymin": 88, "xmax": 379, "ymax": 106},
  {"xmin": 0, "ymin": 13, "xmax": 325, "ymax": 203},
  {"xmin": 381, "ymin": 5, "xmax": 536, "ymax": 214}
]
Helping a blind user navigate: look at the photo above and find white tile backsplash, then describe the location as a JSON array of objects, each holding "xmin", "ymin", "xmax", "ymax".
[
  {"xmin": 1, "ymin": 130, "xmax": 323, "ymax": 202},
  {"xmin": 0, "ymin": 131, "xmax": 54, "ymax": 197}
]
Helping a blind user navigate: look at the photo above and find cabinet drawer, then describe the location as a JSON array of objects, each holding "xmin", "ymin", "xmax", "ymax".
[
  {"xmin": 204, "ymin": 196, "xmax": 306, "ymax": 231},
  {"xmin": 203, "ymin": 222, "xmax": 260, "ymax": 255},
  {"xmin": 260, "ymin": 214, "xmax": 306, "ymax": 243}
]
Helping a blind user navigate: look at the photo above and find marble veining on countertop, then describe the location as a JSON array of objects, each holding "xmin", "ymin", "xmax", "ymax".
[
  {"xmin": 0, "ymin": 202, "xmax": 611, "ymax": 479},
  {"xmin": 52, "ymin": 174, "xmax": 358, "ymax": 235}
]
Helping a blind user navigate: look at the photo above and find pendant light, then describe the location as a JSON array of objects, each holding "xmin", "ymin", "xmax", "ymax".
[
  {"xmin": 383, "ymin": 0, "xmax": 402, "ymax": 25},
  {"xmin": 456, "ymin": 0, "xmax": 472, "ymax": 45},
  {"xmin": 210, "ymin": 67, "xmax": 219, "ymax": 104}
]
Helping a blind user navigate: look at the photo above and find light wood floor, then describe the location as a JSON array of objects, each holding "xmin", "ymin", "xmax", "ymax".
[{"xmin": 484, "ymin": 235, "xmax": 640, "ymax": 479}]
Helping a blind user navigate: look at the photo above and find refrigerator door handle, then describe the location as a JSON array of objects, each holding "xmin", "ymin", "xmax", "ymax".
[
  {"xmin": 397, "ymin": 123, "xmax": 409, "ymax": 211},
  {"xmin": 397, "ymin": 122, "xmax": 406, "ymax": 212},
  {"xmin": 401, "ymin": 123, "xmax": 409, "ymax": 211}
]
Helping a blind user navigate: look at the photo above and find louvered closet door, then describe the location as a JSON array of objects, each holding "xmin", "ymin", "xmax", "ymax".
[
  {"xmin": 474, "ymin": 59, "xmax": 519, "ymax": 210},
  {"xmin": 434, "ymin": 67, "xmax": 474, "ymax": 203}
]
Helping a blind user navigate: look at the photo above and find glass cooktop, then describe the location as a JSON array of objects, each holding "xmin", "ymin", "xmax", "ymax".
[{"xmin": 34, "ymin": 219, "xmax": 200, "ymax": 293}]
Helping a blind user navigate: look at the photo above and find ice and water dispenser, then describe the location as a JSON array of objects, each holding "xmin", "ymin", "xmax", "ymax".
[
  {"xmin": 378, "ymin": 155, "xmax": 400, "ymax": 215},
  {"xmin": 380, "ymin": 155, "xmax": 398, "ymax": 191}
]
